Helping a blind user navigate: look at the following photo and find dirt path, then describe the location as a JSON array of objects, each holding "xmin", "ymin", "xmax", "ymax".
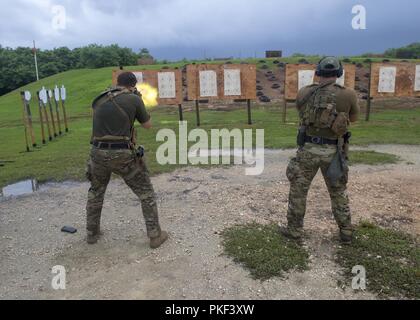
[{"xmin": 0, "ymin": 145, "xmax": 419, "ymax": 300}]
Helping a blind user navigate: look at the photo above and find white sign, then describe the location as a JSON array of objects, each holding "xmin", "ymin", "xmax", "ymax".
[
  {"xmin": 39, "ymin": 87, "xmax": 48, "ymax": 104},
  {"xmin": 133, "ymin": 72, "xmax": 144, "ymax": 84},
  {"xmin": 54, "ymin": 86, "xmax": 60, "ymax": 101},
  {"xmin": 298, "ymin": 70, "xmax": 315, "ymax": 90},
  {"xmin": 60, "ymin": 85, "xmax": 66, "ymax": 100},
  {"xmin": 199, "ymin": 70, "xmax": 218, "ymax": 97},
  {"xmin": 336, "ymin": 70, "xmax": 346, "ymax": 87},
  {"xmin": 414, "ymin": 65, "xmax": 420, "ymax": 92},
  {"xmin": 158, "ymin": 72, "xmax": 176, "ymax": 99},
  {"xmin": 224, "ymin": 69, "xmax": 242, "ymax": 96},
  {"xmin": 378, "ymin": 66, "xmax": 397, "ymax": 93},
  {"xmin": 24, "ymin": 91, "xmax": 31, "ymax": 102}
]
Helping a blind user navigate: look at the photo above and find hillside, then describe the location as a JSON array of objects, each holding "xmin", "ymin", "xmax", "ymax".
[{"xmin": 1, "ymin": 56, "xmax": 420, "ymax": 189}]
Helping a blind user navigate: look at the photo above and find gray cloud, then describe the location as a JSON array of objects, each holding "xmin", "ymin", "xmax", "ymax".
[{"xmin": 1, "ymin": 0, "xmax": 418, "ymax": 59}]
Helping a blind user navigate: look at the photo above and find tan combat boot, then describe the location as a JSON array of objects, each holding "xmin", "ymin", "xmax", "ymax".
[
  {"xmin": 340, "ymin": 229, "xmax": 354, "ymax": 245},
  {"xmin": 278, "ymin": 225, "xmax": 303, "ymax": 244},
  {"xmin": 150, "ymin": 231, "xmax": 168, "ymax": 249},
  {"xmin": 87, "ymin": 227, "xmax": 103, "ymax": 245}
]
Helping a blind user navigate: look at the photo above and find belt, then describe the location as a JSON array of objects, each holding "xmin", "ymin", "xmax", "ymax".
[
  {"xmin": 305, "ymin": 135, "xmax": 338, "ymax": 146},
  {"xmin": 93, "ymin": 141, "xmax": 130, "ymax": 150}
]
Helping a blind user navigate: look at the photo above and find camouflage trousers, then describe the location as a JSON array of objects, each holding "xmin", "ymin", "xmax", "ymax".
[
  {"xmin": 286, "ymin": 145, "xmax": 352, "ymax": 237},
  {"xmin": 86, "ymin": 147, "xmax": 161, "ymax": 238}
]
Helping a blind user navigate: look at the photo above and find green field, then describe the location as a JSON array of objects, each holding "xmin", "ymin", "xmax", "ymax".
[{"xmin": 1, "ymin": 58, "xmax": 419, "ymax": 188}]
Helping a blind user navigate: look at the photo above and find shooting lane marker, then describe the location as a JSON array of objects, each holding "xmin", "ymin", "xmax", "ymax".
[
  {"xmin": 36, "ymin": 91, "xmax": 47, "ymax": 144},
  {"xmin": 60, "ymin": 85, "xmax": 69, "ymax": 132},
  {"xmin": 53, "ymin": 86, "xmax": 63, "ymax": 135},
  {"xmin": 47, "ymin": 89, "xmax": 57, "ymax": 137},
  {"xmin": 20, "ymin": 91, "xmax": 31, "ymax": 151},
  {"xmin": 40, "ymin": 87, "xmax": 53, "ymax": 141},
  {"xmin": 23, "ymin": 91, "xmax": 37, "ymax": 147}
]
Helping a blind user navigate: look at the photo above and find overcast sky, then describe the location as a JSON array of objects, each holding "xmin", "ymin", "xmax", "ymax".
[{"xmin": 0, "ymin": 0, "xmax": 418, "ymax": 60}]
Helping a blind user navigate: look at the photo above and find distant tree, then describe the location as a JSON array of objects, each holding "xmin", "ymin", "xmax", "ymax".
[
  {"xmin": 138, "ymin": 48, "xmax": 153, "ymax": 59},
  {"xmin": 384, "ymin": 43, "xmax": 420, "ymax": 59},
  {"xmin": 0, "ymin": 44, "xmax": 144, "ymax": 95}
]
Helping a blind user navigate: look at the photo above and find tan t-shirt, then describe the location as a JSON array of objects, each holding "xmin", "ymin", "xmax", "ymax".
[{"xmin": 296, "ymin": 81, "xmax": 360, "ymax": 140}]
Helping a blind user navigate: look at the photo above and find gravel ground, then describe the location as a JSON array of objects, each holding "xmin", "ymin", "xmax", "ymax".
[{"xmin": 0, "ymin": 145, "xmax": 419, "ymax": 300}]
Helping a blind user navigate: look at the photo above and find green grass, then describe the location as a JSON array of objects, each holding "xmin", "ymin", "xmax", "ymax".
[
  {"xmin": 0, "ymin": 59, "xmax": 419, "ymax": 188},
  {"xmin": 222, "ymin": 223, "xmax": 310, "ymax": 280},
  {"xmin": 337, "ymin": 222, "xmax": 419, "ymax": 299},
  {"xmin": 349, "ymin": 151, "xmax": 400, "ymax": 166}
]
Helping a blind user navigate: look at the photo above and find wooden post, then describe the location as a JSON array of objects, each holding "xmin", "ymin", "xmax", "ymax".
[
  {"xmin": 47, "ymin": 91, "xmax": 57, "ymax": 137},
  {"xmin": 282, "ymin": 64, "xmax": 288, "ymax": 123},
  {"xmin": 282, "ymin": 100, "xmax": 287, "ymax": 123},
  {"xmin": 178, "ymin": 104, "xmax": 184, "ymax": 122},
  {"xmin": 36, "ymin": 91, "xmax": 46, "ymax": 144},
  {"xmin": 365, "ymin": 62, "xmax": 373, "ymax": 122},
  {"xmin": 42, "ymin": 100, "xmax": 53, "ymax": 141},
  {"xmin": 53, "ymin": 97, "xmax": 63, "ymax": 135},
  {"xmin": 247, "ymin": 99, "xmax": 252, "ymax": 125},
  {"xmin": 61, "ymin": 100, "xmax": 69, "ymax": 132},
  {"xmin": 22, "ymin": 94, "xmax": 36, "ymax": 147},
  {"xmin": 195, "ymin": 100, "xmax": 201, "ymax": 127}
]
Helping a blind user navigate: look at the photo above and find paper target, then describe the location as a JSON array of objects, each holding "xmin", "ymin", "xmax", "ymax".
[
  {"xmin": 199, "ymin": 70, "xmax": 218, "ymax": 97},
  {"xmin": 157, "ymin": 72, "xmax": 176, "ymax": 99},
  {"xmin": 224, "ymin": 69, "xmax": 242, "ymax": 96},
  {"xmin": 298, "ymin": 70, "xmax": 315, "ymax": 90},
  {"xmin": 378, "ymin": 66, "xmax": 397, "ymax": 93}
]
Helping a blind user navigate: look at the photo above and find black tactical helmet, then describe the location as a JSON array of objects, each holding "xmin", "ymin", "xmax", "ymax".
[{"xmin": 315, "ymin": 56, "xmax": 344, "ymax": 78}]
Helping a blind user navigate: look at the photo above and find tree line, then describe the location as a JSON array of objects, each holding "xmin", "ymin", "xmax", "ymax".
[{"xmin": 0, "ymin": 44, "xmax": 152, "ymax": 96}]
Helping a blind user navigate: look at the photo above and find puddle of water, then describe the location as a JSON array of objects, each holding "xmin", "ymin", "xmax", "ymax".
[{"xmin": 1, "ymin": 179, "xmax": 39, "ymax": 197}]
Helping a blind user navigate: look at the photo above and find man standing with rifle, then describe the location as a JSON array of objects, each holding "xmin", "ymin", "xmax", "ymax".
[
  {"xmin": 85, "ymin": 72, "xmax": 168, "ymax": 248},
  {"xmin": 280, "ymin": 57, "xmax": 359, "ymax": 245}
]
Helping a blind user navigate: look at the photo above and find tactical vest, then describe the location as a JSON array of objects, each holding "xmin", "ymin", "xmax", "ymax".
[
  {"xmin": 299, "ymin": 82, "xmax": 349, "ymax": 138},
  {"xmin": 91, "ymin": 87, "xmax": 138, "ymax": 144}
]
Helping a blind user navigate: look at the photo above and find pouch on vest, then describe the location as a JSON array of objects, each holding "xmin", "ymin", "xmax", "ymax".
[{"xmin": 331, "ymin": 112, "xmax": 349, "ymax": 136}]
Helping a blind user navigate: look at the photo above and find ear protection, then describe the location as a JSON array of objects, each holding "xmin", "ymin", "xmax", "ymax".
[{"xmin": 315, "ymin": 57, "xmax": 344, "ymax": 78}]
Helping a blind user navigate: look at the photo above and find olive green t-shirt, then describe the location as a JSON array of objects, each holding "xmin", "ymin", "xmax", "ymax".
[
  {"xmin": 92, "ymin": 91, "xmax": 150, "ymax": 142},
  {"xmin": 296, "ymin": 81, "xmax": 360, "ymax": 139}
]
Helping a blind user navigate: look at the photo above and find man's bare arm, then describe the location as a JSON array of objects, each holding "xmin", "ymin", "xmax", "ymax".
[{"xmin": 141, "ymin": 119, "xmax": 152, "ymax": 129}]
